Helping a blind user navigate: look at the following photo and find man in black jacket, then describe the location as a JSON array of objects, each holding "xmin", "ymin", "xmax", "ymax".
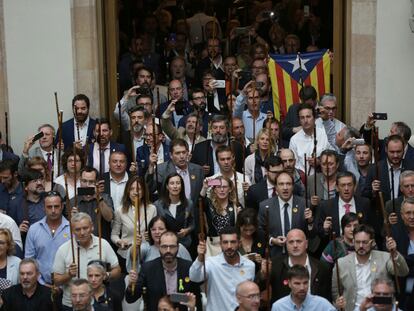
[{"xmin": 125, "ymin": 231, "xmax": 201, "ymax": 311}]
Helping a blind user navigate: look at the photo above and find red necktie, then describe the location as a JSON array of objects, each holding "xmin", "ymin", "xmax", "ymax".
[
  {"xmin": 47, "ymin": 153, "xmax": 52, "ymax": 171},
  {"xmin": 344, "ymin": 203, "xmax": 351, "ymax": 214}
]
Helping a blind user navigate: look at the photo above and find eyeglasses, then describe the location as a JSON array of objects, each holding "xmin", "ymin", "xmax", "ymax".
[
  {"xmin": 238, "ymin": 293, "xmax": 261, "ymax": 300},
  {"xmin": 160, "ymin": 244, "xmax": 178, "ymax": 250}
]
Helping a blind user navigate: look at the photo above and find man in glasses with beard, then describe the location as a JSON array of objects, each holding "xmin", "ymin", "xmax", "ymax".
[
  {"xmin": 126, "ymin": 231, "xmax": 202, "ymax": 310},
  {"xmin": 56, "ymin": 94, "xmax": 96, "ymax": 150},
  {"xmin": 191, "ymin": 114, "xmax": 244, "ymax": 176}
]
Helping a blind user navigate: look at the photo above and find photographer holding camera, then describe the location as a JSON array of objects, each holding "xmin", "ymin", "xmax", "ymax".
[{"xmin": 358, "ymin": 277, "xmax": 401, "ymax": 311}]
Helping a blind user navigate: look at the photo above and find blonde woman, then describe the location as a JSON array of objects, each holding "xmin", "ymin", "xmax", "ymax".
[
  {"xmin": 111, "ymin": 175, "xmax": 156, "ymax": 270},
  {"xmin": 0, "ymin": 228, "xmax": 21, "ymax": 288},
  {"xmin": 244, "ymin": 128, "xmax": 275, "ymax": 184},
  {"xmin": 200, "ymin": 175, "xmax": 239, "ymax": 257}
]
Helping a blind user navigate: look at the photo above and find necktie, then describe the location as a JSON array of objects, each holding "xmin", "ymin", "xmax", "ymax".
[
  {"xmin": 272, "ymin": 187, "xmax": 277, "ymax": 198},
  {"xmin": 46, "ymin": 153, "xmax": 52, "ymax": 171},
  {"xmin": 99, "ymin": 148, "xmax": 106, "ymax": 173},
  {"xmin": 283, "ymin": 203, "xmax": 290, "ymax": 236},
  {"xmin": 344, "ymin": 203, "xmax": 351, "ymax": 214}
]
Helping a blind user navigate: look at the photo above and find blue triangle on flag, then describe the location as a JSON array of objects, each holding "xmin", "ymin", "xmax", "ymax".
[{"xmin": 269, "ymin": 49, "xmax": 327, "ymax": 84}]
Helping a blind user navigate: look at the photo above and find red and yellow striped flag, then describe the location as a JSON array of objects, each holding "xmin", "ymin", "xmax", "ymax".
[{"xmin": 268, "ymin": 49, "xmax": 331, "ymax": 121}]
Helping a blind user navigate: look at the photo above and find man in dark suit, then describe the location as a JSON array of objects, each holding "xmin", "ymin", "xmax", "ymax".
[
  {"xmin": 158, "ymin": 80, "xmax": 191, "ymax": 127},
  {"xmin": 146, "ymin": 138, "xmax": 204, "ymax": 207},
  {"xmin": 391, "ymin": 197, "xmax": 414, "ymax": 308},
  {"xmin": 191, "ymin": 114, "xmax": 244, "ymax": 176},
  {"xmin": 87, "ymin": 118, "xmax": 127, "ymax": 175},
  {"xmin": 259, "ymin": 229, "xmax": 331, "ymax": 303},
  {"xmin": 246, "ymin": 156, "xmax": 284, "ymax": 211},
  {"xmin": 258, "ymin": 172, "xmax": 315, "ymax": 256},
  {"xmin": 56, "ymin": 94, "xmax": 96, "ymax": 150},
  {"xmin": 363, "ymin": 135, "xmax": 414, "ymax": 203},
  {"xmin": 386, "ymin": 170, "xmax": 414, "ymax": 225},
  {"xmin": 136, "ymin": 122, "xmax": 170, "ymax": 177},
  {"xmin": 316, "ymin": 171, "xmax": 372, "ymax": 238},
  {"xmin": 125, "ymin": 231, "xmax": 201, "ymax": 311}
]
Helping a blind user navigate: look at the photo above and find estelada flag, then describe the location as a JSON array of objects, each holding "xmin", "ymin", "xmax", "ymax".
[{"xmin": 268, "ymin": 49, "xmax": 331, "ymax": 121}]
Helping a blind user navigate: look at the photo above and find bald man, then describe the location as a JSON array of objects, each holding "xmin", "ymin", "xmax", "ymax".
[
  {"xmin": 235, "ymin": 281, "xmax": 260, "ymax": 311},
  {"xmin": 260, "ymin": 229, "xmax": 331, "ymax": 303}
]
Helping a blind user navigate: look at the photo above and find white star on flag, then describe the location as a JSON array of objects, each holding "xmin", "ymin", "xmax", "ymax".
[{"xmin": 288, "ymin": 55, "xmax": 309, "ymax": 73}]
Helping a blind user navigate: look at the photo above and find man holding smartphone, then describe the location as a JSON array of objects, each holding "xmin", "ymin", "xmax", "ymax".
[{"xmin": 358, "ymin": 277, "xmax": 400, "ymax": 311}]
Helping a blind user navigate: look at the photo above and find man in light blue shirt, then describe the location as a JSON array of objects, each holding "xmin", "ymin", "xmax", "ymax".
[
  {"xmin": 272, "ymin": 265, "xmax": 337, "ymax": 311},
  {"xmin": 25, "ymin": 191, "xmax": 71, "ymax": 285},
  {"xmin": 189, "ymin": 227, "xmax": 256, "ymax": 311},
  {"xmin": 234, "ymin": 83, "xmax": 267, "ymax": 142}
]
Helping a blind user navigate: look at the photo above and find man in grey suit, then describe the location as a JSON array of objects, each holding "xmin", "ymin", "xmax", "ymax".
[
  {"xmin": 146, "ymin": 138, "xmax": 204, "ymax": 206},
  {"xmin": 387, "ymin": 170, "xmax": 414, "ymax": 225},
  {"xmin": 18, "ymin": 124, "xmax": 58, "ymax": 176},
  {"xmin": 332, "ymin": 224, "xmax": 408, "ymax": 311},
  {"xmin": 258, "ymin": 171, "xmax": 315, "ymax": 256}
]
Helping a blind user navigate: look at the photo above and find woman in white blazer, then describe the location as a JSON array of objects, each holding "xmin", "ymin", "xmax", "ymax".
[
  {"xmin": 0, "ymin": 228, "xmax": 21, "ymax": 287},
  {"xmin": 111, "ymin": 175, "xmax": 156, "ymax": 268},
  {"xmin": 244, "ymin": 128, "xmax": 276, "ymax": 184}
]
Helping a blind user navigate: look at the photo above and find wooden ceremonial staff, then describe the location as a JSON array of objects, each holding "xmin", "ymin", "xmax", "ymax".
[
  {"xmin": 96, "ymin": 124, "xmax": 103, "ymax": 261},
  {"xmin": 152, "ymin": 115, "xmax": 159, "ymax": 186},
  {"xmin": 312, "ymin": 126, "xmax": 317, "ymax": 196},
  {"xmin": 57, "ymin": 111, "xmax": 63, "ymax": 176},
  {"xmin": 390, "ymin": 166, "xmax": 396, "ymax": 213},
  {"xmin": 198, "ymin": 198, "xmax": 207, "ymax": 295},
  {"xmin": 191, "ymin": 107, "xmax": 201, "ymax": 155},
  {"xmin": 265, "ymin": 205, "xmax": 271, "ymax": 311},
  {"xmin": 4, "ymin": 112, "xmax": 9, "ymax": 149},
  {"xmin": 64, "ymin": 174, "xmax": 75, "ymax": 264},
  {"xmin": 378, "ymin": 191, "xmax": 400, "ymax": 294},
  {"xmin": 140, "ymin": 161, "xmax": 148, "ymax": 231},
  {"xmin": 77, "ymin": 240, "xmax": 80, "ymax": 278},
  {"xmin": 131, "ymin": 177, "xmax": 141, "ymax": 295},
  {"xmin": 304, "ymin": 154, "xmax": 309, "ymax": 210},
  {"xmin": 51, "ymin": 144, "xmax": 55, "ymax": 189},
  {"xmin": 73, "ymin": 144, "xmax": 78, "ymax": 208},
  {"xmin": 331, "ymin": 232, "xmax": 344, "ymax": 311}
]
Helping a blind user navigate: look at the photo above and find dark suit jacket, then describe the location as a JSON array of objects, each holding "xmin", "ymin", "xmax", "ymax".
[
  {"xmin": 191, "ymin": 139, "xmax": 244, "ymax": 177},
  {"xmin": 136, "ymin": 142, "xmax": 170, "ymax": 177},
  {"xmin": 125, "ymin": 257, "xmax": 201, "ymax": 311},
  {"xmin": 1, "ymin": 151, "xmax": 18, "ymax": 162},
  {"xmin": 265, "ymin": 255, "xmax": 332, "ymax": 303},
  {"xmin": 385, "ymin": 196, "xmax": 404, "ymax": 222},
  {"xmin": 316, "ymin": 195, "xmax": 372, "ymax": 237},
  {"xmin": 158, "ymin": 100, "xmax": 191, "ymax": 126},
  {"xmin": 87, "ymin": 141, "xmax": 128, "ymax": 171},
  {"xmin": 258, "ymin": 195, "xmax": 315, "ymax": 256},
  {"xmin": 362, "ymin": 159, "xmax": 414, "ymax": 202},
  {"xmin": 56, "ymin": 117, "xmax": 96, "ymax": 150},
  {"xmin": 281, "ymin": 103, "xmax": 301, "ymax": 141},
  {"xmin": 246, "ymin": 179, "xmax": 270, "ymax": 211}
]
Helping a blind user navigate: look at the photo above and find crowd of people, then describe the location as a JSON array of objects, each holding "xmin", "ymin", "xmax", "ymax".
[{"xmin": 0, "ymin": 0, "xmax": 411, "ymax": 311}]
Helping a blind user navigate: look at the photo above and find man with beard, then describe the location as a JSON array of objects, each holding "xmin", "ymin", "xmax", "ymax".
[
  {"xmin": 332, "ymin": 224, "xmax": 408, "ymax": 311},
  {"xmin": 0, "ymin": 259, "xmax": 53, "ymax": 310},
  {"xmin": 177, "ymin": 88, "xmax": 210, "ymax": 137},
  {"xmin": 271, "ymin": 265, "xmax": 336, "ymax": 311},
  {"xmin": 0, "ymin": 159, "xmax": 23, "ymax": 215},
  {"xmin": 246, "ymin": 155, "xmax": 284, "ymax": 211},
  {"xmin": 162, "ymin": 101, "xmax": 206, "ymax": 151},
  {"xmin": 57, "ymin": 94, "xmax": 96, "ymax": 150},
  {"xmin": 190, "ymin": 227, "xmax": 255, "ymax": 311},
  {"xmin": 114, "ymin": 66, "xmax": 166, "ymax": 130},
  {"xmin": 70, "ymin": 279, "xmax": 94, "ymax": 311},
  {"xmin": 234, "ymin": 83, "xmax": 267, "ymax": 143},
  {"xmin": 354, "ymin": 144, "xmax": 373, "ymax": 195},
  {"xmin": 87, "ymin": 118, "xmax": 127, "ymax": 174},
  {"xmin": 25, "ymin": 192, "xmax": 71, "ymax": 286},
  {"xmin": 18, "ymin": 124, "xmax": 58, "ymax": 177},
  {"xmin": 11, "ymin": 169, "xmax": 46, "ymax": 234},
  {"xmin": 232, "ymin": 117, "xmax": 250, "ymax": 148},
  {"xmin": 126, "ymin": 231, "xmax": 201, "ymax": 311},
  {"xmin": 191, "ymin": 114, "xmax": 245, "ymax": 176}
]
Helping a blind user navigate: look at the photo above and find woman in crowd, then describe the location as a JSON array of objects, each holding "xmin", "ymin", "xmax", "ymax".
[
  {"xmin": 245, "ymin": 128, "xmax": 275, "ymax": 184},
  {"xmin": 126, "ymin": 216, "xmax": 191, "ymax": 272},
  {"xmin": 87, "ymin": 260, "xmax": 122, "ymax": 311},
  {"xmin": 111, "ymin": 175, "xmax": 156, "ymax": 271},
  {"xmin": 27, "ymin": 156, "xmax": 52, "ymax": 192},
  {"xmin": 0, "ymin": 228, "xmax": 21, "ymax": 290},
  {"xmin": 154, "ymin": 173, "xmax": 194, "ymax": 248},
  {"xmin": 236, "ymin": 208, "xmax": 265, "ymax": 270},
  {"xmin": 157, "ymin": 293, "xmax": 196, "ymax": 311},
  {"xmin": 320, "ymin": 212, "xmax": 359, "ymax": 267},
  {"xmin": 54, "ymin": 148, "xmax": 85, "ymax": 199},
  {"xmin": 200, "ymin": 175, "xmax": 239, "ymax": 257}
]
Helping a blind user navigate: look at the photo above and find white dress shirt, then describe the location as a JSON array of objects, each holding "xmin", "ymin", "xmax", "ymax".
[
  {"xmin": 110, "ymin": 172, "xmax": 129, "ymax": 209},
  {"xmin": 92, "ymin": 142, "xmax": 110, "ymax": 173},
  {"xmin": 73, "ymin": 117, "xmax": 90, "ymax": 146},
  {"xmin": 355, "ymin": 255, "xmax": 373, "ymax": 306},
  {"xmin": 40, "ymin": 148, "xmax": 59, "ymax": 180},
  {"xmin": 176, "ymin": 166, "xmax": 191, "ymax": 199},
  {"xmin": 289, "ymin": 126, "xmax": 333, "ymax": 175},
  {"xmin": 387, "ymin": 161, "xmax": 402, "ymax": 199}
]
